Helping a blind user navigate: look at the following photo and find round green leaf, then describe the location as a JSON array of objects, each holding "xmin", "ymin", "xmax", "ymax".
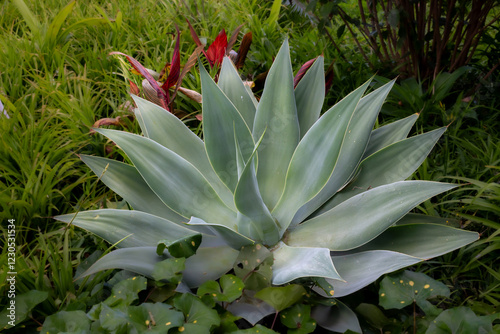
[
  {"xmin": 255, "ymin": 285, "xmax": 306, "ymax": 312},
  {"xmin": 233, "ymin": 244, "xmax": 274, "ymax": 291},
  {"xmin": 173, "ymin": 293, "xmax": 220, "ymax": 330},
  {"xmin": 127, "ymin": 303, "xmax": 184, "ymax": 333},
  {"xmin": 41, "ymin": 310, "xmax": 90, "ymax": 333},
  {"xmin": 197, "ymin": 274, "xmax": 244, "ymax": 303},
  {"xmin": 280, "ymin": 304, "xmax": 316, "ymax": 333},
  {"xmin": 426, "ymin": 307, "xmax": 498, "ymax": 334},
  {"xmin": 157, "ymin": 234, "xmax": 202, "ymax": 258},
  {"xmin": 379, "ymin": 270, "xmax": 450, "ymax": 316},
  {"xmin": 0, "ymin": 290, "xmax": 48, "ymax": 328},
  {"xmin": 151, "ymin": 258, "xmax": 185, "ymax": 284},
  {"xmin": 104, "ymin": 276, "xmax": 148, "ymax": 307}
]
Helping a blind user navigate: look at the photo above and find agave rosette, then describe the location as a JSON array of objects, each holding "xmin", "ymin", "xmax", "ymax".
[{"xmin": 56, "ymin": 40, "xmax": 477, "ymax": 320}]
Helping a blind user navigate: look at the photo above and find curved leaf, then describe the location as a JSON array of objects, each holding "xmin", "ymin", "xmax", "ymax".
[
  {"xmin": 200, "ymin": 63, "xmax": 254, "ymax": 191},
  {"xmin": 316, "ymin": 127, "xmax": 446, "ymax": 214},
  {"xmin": 288, "ymin": 80, "xmax": 395, "ymax": 227},
  {"xmin": 46, "ymin": 0, "xmax": 75, "ymax": 46},
  {"xmin": 324, "ymin": 250, "xmax": 423, "ymax": 298},
  {"xmin": 55, "ymin": 209, "xmax": 200, "ymax": 249},
  {"xmin": 252, "ymin": 39, "xmax": 300, "ymax": 209},
  {"xmin": 227, "ymin": 291, "xmax": 275, "ymax": 326},
  {"xmin": 218, "ymin": 57, "xmax": 256, "ymax": 130},
  {"xmin": 234, "ymin": 143, "xmax": 280, "ymax": 246},
  {"xmin": 255, "ymin": 285, "xmax": 306, "ymax": 312},
  {"xmin": 80, "ymin": 246, "xmax": 238, "ymax": 288},
  {"xmin": 94, "ymin": 128, "xmax": 237, "ymax": 228},
  {"xmin": 363, "ymin": 113, "xmax": 419, "ymax": 159},
  {"xmin": 323, "ymin": 221, "xmax": 478, "ymax": 298},
  {"xmin": 294, "ymin": 56, "xmax": 325, "ymax": 138},
  {"xmin": 426, "ymin": 306, "xmax": 498, "ymax": 334},
  {"xmin": 272, "ymin": 79, "xmax": 373, "ymax": 230},
  {"xmin": 272, "ymin": 242, "xmax": 342, "ymax": 285},
  {"xmin": 132, "ymin": 95, "xmax": 235, "ymax": 209},
  {"xmin": 188, "ymin": 217, "xmax": 254, "ymax": 250},
  {"xmin": 41, "ymin": 310, "xmax": 91, "ymax": 333},
  {"xmin": 80, "ymin": 247, "xmax": 169, "ymax": 278},
  {"xmin": 286, "ymin": 181, "xmax": 456, "ymax": 251},
  {"xmin": 80, "ymin": 155, "xmax": 184, "ymax": 222},
  {"xmin": 312, "ymin": 300, "xmax": 362, "ymax": 334},
  {"xmin": 183, "ymin": 246, "xmax": 239, "ymax": 287},
  {"xmin": 348, "ymin": 223, "xmax": 479, "ymax": 259}
]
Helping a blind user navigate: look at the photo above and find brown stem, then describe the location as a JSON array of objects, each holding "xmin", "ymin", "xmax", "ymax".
[
  {"xmin": 271, "ymin": 311, "xmax": 279, "ymax": 330},
  {"xmin": 450, "ymin": 1, "xmax": 487, "ymax": 70},
  {"xmin": 372, "ymin": 1, "xmax": 391, "ymax": 60},
  {"xmin": 450, "ymin": 3, "xmax": 466, "ymax": 68},
  {"xmin": 338, "ymin": 8, "xmax": 372, "ymax": 66}
]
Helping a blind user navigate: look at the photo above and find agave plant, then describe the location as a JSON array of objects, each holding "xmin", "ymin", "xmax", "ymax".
[{"xmin": 56, "ymin": 40, "xmax": 478, "ymax": 329}]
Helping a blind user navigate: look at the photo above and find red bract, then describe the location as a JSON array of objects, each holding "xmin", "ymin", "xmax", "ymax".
[
  {"xmin": 205, "ymin": 29, "xmax": 228, "ymax": 67},
  {"xmin": 186, "ymin": 20, "xmax": 248, "ymax": 70},
  {"xmin": 109, "ymin": 51, "xmax": 169, "ymax": 110},
  {"xmin": 293, "ymin": 58, "xmax": 317, "ymax": 88},
  {"xmin": 161, "ymin": 25, "xmax": 181, "ymax": 94},
  {"xmin": 110, "ymin": 24, "xmax": 202, "ymax": 112},
  {"xmin": 294, "ymin": 57, "xmax": 335, "ymax": 94}
]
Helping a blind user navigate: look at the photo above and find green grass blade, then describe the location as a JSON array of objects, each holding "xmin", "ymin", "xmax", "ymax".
[
  {"xmin": 12, "ymin": 0, "xmax": 41, "ymax": 33},
  {"xmin": 46, "ymin": 0, "xmax": 76, "ymax": 47},
  {"xmin": 61, "ymin": 18, "xmax": 109, "ymax": 43},
  {"xmin": 265, "ymin": 0, "xmax": 282, "ymax": 31}
]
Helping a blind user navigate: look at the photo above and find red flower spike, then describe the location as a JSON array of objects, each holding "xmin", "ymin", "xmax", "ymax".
[
  {"xmin": 206, "ymin": 29, "xmax": 228, "ymax": 67},
  {"xmin": 162, "ymin": 24, "xmax": 181, "ymax": 93},
  {"xmin": 110, "ymin": 51, "xmax": 169, "ymax": 111}
]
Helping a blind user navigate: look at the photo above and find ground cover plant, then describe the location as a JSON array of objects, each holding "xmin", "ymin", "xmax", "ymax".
[{"xmin": 1, "ymin": 0, "xmax": 499, "ymax": 332}]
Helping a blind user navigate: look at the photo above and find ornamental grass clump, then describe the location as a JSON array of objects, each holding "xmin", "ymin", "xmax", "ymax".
[{"xmin": 56, "ymin": 39, "xmax": 478, "ymax": 328}]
